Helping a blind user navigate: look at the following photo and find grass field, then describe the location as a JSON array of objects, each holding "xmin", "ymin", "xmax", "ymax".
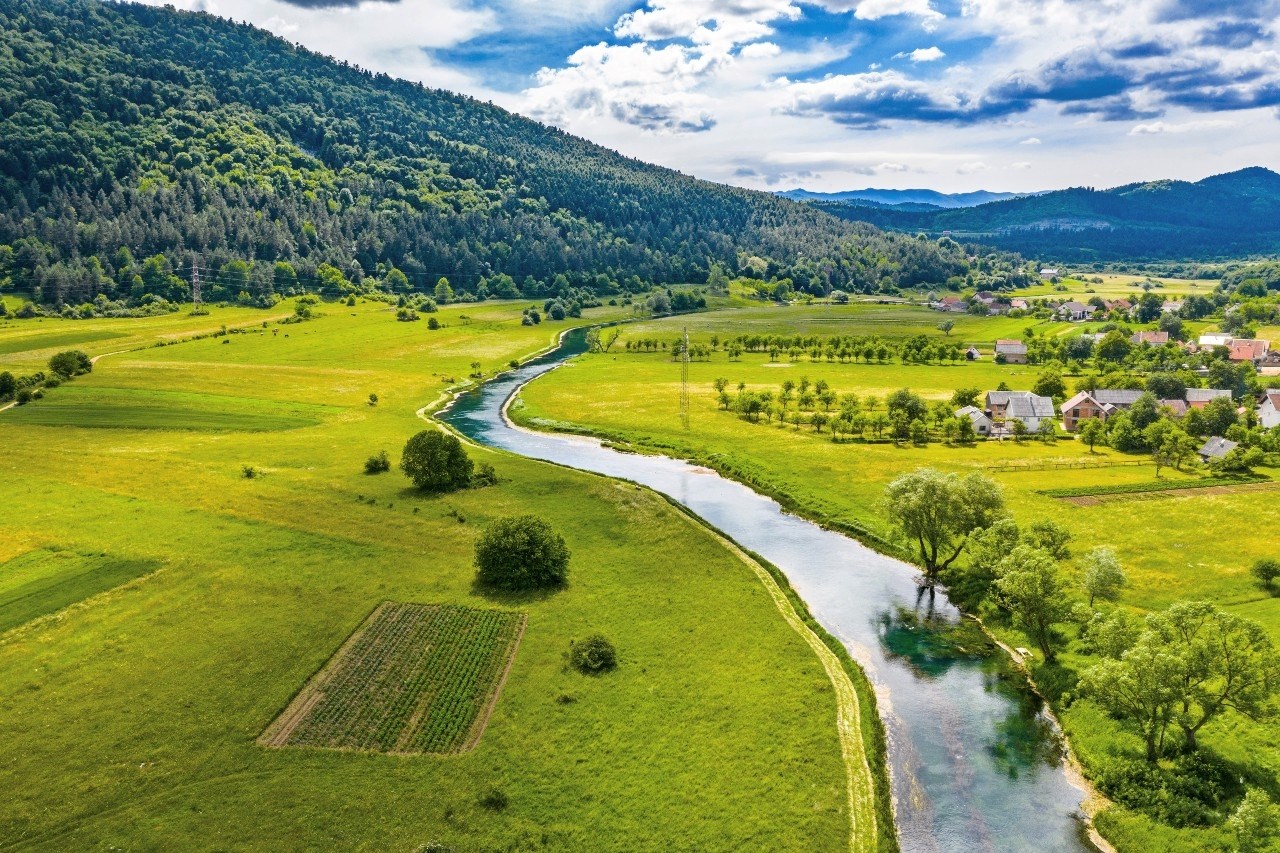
[
  {"xmin": 264, "ymin": 602, "xmax": 526, "ymax": 755},
  {"xmin": 517, "ymin": 301, "xmax": 1280, "ymax": 852},
  {"xmin": 0, "ymin": 549, "xmax": 160, "ymax": 634},
  {"xmin": 0, "ymin": 298, "xmax": 879, "ymax": 850}
]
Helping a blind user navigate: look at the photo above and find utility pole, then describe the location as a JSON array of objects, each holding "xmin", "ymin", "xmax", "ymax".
[
  {"xmin": 679, "ymin": 326, "xmax": 690, "ymax": 430},
  {"xmin": 190, "ymin": 257, "xmax": 202, "ymax": 308}
]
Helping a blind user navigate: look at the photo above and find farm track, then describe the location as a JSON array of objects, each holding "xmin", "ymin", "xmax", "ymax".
[{"xmin": 1060, "ymin": 480, "xmax": 1280, "ymax": 505}]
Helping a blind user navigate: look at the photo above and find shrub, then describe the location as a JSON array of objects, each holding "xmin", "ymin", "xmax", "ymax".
[
  {"xmin": 478, "ymin": 789, "xmax": 508, "ymax": 811},
  {"xmin": 364, "ymin": 450, "xmax": 391, "ymax": 475},
  {"xmin": 0, "ymin": 371, "xmax": 15, "ymax": 401},
  {"xmin": 427, "ymin": 317, "xmax": 441, "ymax": 330},
  {"xmin": 471, "ymin": 462, "xmax": 498, "ymax": 487},
  {"xmin": 241, "ymin": 465, "xmax": 259, "ymax": 479},
  {"xmin": 1252, "ymin": 558, "xmax": 1280, "ymax": 590},
  {"xmin": 400, "ymin": 430, "xmax": 474, "ymax": 492},
  {"xmin": 568, "ymin": 634, "xmax": 617, "ymax": 674},
  {"xmin": 474, "ymin": 515, "xmax": 569, "ymax": 591},
  {"xmin": 48, "ymin": 350, "xmax": 91, "ymax": 379}
]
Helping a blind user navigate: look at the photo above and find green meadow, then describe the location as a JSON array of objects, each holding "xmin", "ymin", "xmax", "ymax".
[
  {"xmin": 517, "ymin": 302, "xmax": 1280, "ymax": 852},
  {"xmin": 0, "ymin": 299, "xmax": 875, "ymax": 851}
]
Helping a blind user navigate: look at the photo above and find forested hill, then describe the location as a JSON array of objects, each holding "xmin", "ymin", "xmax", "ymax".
[
  {"xmin": 812, "ymin": 168, "xmax": 1280, "ymax": 262},
  {"xmin": 0, "ymin": 0, "xmax": 982, "ymax": 307}
]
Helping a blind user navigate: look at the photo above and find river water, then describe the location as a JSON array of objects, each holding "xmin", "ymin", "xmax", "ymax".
[{"xmin": 439, "ymin": 328, "xmax": 1091, "ymax": 852}]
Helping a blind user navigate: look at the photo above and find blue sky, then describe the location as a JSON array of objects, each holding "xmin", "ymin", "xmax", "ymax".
[{"xmin": 151, "ymin": 0, "xmax": 1280, "ymax": 193}]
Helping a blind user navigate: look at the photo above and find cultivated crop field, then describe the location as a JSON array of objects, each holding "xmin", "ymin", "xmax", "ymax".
[{"xmin": 264, "ymin": 602, "xmax": 526, "ymax": 754}]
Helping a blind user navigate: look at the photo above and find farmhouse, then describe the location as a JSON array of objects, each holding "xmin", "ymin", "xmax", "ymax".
[
  {"xmin": 1131, "ymin": 331, "xmax": 1169, "ymax": 346},
  {"xmin": 985, "ymin": 391, "xmax": 1056, "ymax": 432},
  {"xmin": 965, "ymin": 346, "xmax": 982, "ymax": 361},
  {"xmin": 1199, "ymin": 436, "xmax": 1238, "ymax": 463},
  {"xmin": 1059, "ymin": 387, "xmax": 1233, "ymax": 431},
  {"xmin": 1057, "ymin": 301, "xmax": 1092, "ymax": 322},
  {"xmin": 1229, "ymin": 339, "xmax": 1271, "ymax": 364},
  {"xmin": 1010, "ymin": 298, "xmax": 1029, "ymax": 311},
  {"xmin": 934, "ymin": 296, "xmax": 966, "ymax": 313},
  {"xmin": 1040, "ymin": 268, "xmax": 1061, "ymax": 280},
  {"xmin": 1161, "ymin": 300, "xmax": 1184, "ymax": 314},
  {"xmin": 974, "ymin": 291, "xmax": 998, "ymax": 305},
  {"xmin": 955, "ymin": 405, "xmax": 994, "ymax": 436},
  {"xmin": 1060, "ymin": 391, "xmax": 1109, "ymax": 432},
  {"xmin": 1259, "ymin": 390, "xmax": 1280, "ymax": 429},
  {"xmin": 994, "ymin": 339, "xmax": 1028, "ymax": 364}
]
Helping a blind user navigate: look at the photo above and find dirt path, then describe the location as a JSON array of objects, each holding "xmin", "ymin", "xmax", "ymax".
[
  {"xmin": 668, "ymin": 506, "xmax": 879, "ymax": 853},
  {"xmin": 89, "ymin": 348, "xmax": 132, "ymax": 365}
]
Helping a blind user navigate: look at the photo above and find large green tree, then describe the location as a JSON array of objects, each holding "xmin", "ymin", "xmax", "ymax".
[
  {"xmin": 399, "ymin": 430, "xmax": 474, "ymax": 492},
  {"xmin": 474, "ymin": 515, "xmax": 570, "ymax": 591},
  {"xmin": 883, "ymin": 468, "xmax": 1005, "ymax": 579}
]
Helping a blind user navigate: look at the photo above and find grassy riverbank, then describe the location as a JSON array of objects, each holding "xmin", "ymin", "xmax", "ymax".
[
  {"xmin": 516, "ymin": 302, "xmax": 1280, "ymax": 852},
  {"xmin": 0, "ymin": 299, "xmax": 882, "ymax": 850}
]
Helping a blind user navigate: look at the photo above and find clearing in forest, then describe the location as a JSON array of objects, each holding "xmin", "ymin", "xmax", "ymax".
[{"xmin": 261, "ymin": 602, "xmax": 526, "ymax": 755}]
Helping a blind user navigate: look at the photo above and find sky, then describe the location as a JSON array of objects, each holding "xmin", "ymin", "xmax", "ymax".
[{"xmin": 144, "ymin": 0, "xmax": 1280, "ymax": 194}]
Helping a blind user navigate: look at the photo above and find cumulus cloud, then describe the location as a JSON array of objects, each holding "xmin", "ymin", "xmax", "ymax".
[
  {"xmin": 1129, "ymin": 118, "xmax": 1238, "ymax": 134},
  {"xmin": 1020, "ymin": 136, "xmax": 1041, "ymax": 144},
  {"xmin": 819, "ymin": 0, "xmax": 944, "ymax": 23},
  {"xmin": 895, "ymin": 46, "xmax": 945, "ymax": 62}
]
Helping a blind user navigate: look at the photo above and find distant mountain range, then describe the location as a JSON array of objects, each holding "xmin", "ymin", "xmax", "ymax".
[
  {"xmin": 799, "ymin": 168, "xmax": 1280, "ymax": 261},
  {"xmin": 777, "ymin": 188, "xmax": 1031, "ymax": 209}
]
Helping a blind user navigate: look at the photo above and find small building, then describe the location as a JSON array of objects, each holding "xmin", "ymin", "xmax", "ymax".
[
  {"xmin": 1131, "ymin": 330, "xmax": 1169, "ymax": 346},
  {"xmin": 988, "ymin": 301, "xmax": 1012, "ymax": 315},
  {"xmin": 1040, "ymin": 268, "xmax": 1061, "ymax": 280},
  {"xmin": 1259, "ymin": 390, "xmax": 1280, "ymax": 429},
  {"xmin": 974, "ymin": 290, "xmax": 998, "ymax": 305},
  {"xmin": 1161, "ymin": 300, "xmax": 1184, "ymax": 314},
  {"xmin": 1104, "ymin": 298, "xmax": 1132, "ymax": 313},
  {"xmin": 1057, "ymin": 301, "xmax": 1091, "ymax": 322},
  {"xmin": 1010, "ymin": 298, "xmax": 1029, "ymax": 311},
  {"xmin": 935, "ymin": 296, "xmax": 966, "ymax": 313},
  {"xmin": 1198, "ymin": 333, "xmax": 1234, "ymax": 349},
  {"xmin": 1199, "ymin": 436, "xmax": 1238, "ymax": 463},
  {"xmin": 1184, "ymin": 388, "xmax": 1232, "ymax": 409},
  {"xmin": 965, "ymin": 346, "xmax": 981, "ymax": 361},
  {"xmin": 994, "ymin": 339, "xmax": 1027, "ymax": 364},
  {"xmin": 985, "ymin": 391, "xmax": 1056, "ymax": 433},
  {"xmin": 1159, "ymin": 399, "xmax": 1189, "ymax": 418},
  {"xmin": 1061, "ymin": 391, "xmax": 1110, "ymax": 432},
  {"xmin": 956, "ymin": 405, "xmax": 994, "ymax": 436}
]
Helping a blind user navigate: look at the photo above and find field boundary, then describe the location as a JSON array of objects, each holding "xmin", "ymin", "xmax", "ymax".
[{"xmin": 258, "ymin": 602, "xmax": 526, "ymax": 755}]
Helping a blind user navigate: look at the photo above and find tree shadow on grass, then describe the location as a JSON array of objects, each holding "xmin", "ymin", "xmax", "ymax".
[{"xmin": 469, "ymin": 579, "xmax": 567, "ymax": 607}]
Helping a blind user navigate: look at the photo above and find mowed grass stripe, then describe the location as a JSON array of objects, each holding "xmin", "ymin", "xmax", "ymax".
[
  {"xmin": 0, "ymin": 550, "xmax": 160, "ymax": 634},
  {"xmin": 2, "ymin": 385, "xmax": 336, "ymax": 431},
  {"xmin": 265, "ymin": 603, "xmax": 525, "ymax": 755}
]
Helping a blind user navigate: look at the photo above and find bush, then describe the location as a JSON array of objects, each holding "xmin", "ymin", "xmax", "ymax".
[
  {"xmin": 241, "ymin": 465, "xmax": 259, "ymax": 479},
  {"xmin": 427, "ymin": 316, "xmax": 441, "ymax": 330},
  {"xmin": 474, "ymin": 515, "xmax": 569, "ymax": 591},
  {"xmin": 1252, "ymin": 558, "xmax": 1280, "ymax": 590},
  {"xmin": 364, "ymin": 450, "xmax": 391, "ymax": 475},
  {"xmin": 48, "ymin": 350, "xmax": 91, "ymax": 379},
  {"xmin": 568, "ymin": 634, "xmax": 617, "ymax": 674},
  {"xmin": 400, "ymin": 430, "xmax": 473, "ymax": 492},
  {"xmin": 1094, "ymin": 752, "xmax": 1243, "ymax": 828},
  {"xmin": 471, "ymin": 462, "xmax": 498, "ymax": 487},
  {"xmin": 478, "ymin": 789, "xmax": 508, "ymax": 811}
]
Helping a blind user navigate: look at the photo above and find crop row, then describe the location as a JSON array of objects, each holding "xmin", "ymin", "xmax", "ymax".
[{"xmin": 286, "ymin": 603, "xmax": 523, "ymax": 754}]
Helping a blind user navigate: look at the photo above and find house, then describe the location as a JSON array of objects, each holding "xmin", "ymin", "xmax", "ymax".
[
  {"xmin": 1040, "ymin": 268, "xmax": 1061, "ymax": 280},
  {"xmin": 1057, "ymin": 301, "xmax": 1091, "ymax": 322},
  {"xmin": 1161, "ymin": 300, "xmax": 1184, "ymax": 314},
  {"xmin": 1184, "ymin": 388, "xmax": 1232, "ymax": 409},
  {"xmin": 988, "ymin": 301, "xmax": 1013, "ymax": 315},
  {"xmin": 985, "ymin": 391, "xmax": 1056, "ymax": 432},
  {"xmin": 1159, "ymin": 399, "xmax": 1189, "ymax": 418},
  {"xmin": 964, "ymin": 346, "xmax": 982, "ymax": 361},
  {"xmin": 956, "ymin": 405, "xmax": 994, "ymax": 436},
  {"xmin": 1198, "ymin": 333, "xmax": 1234, "ymax": 349},
  {"xmin": 1060, "ymin": 391, "xmax": 1111, "ymax": 432},
  {"xmin": 1092, "ymin": 389, "xmax": 1146, "ymax": 409},
  {"xmin": 974, "ymin": 291, "xmax": 998, "ymax": 305},
  {"xmin": 1229, "ymin": 339, "xmax": 1271, "ymax": 364},
  {"xmin": 994, "ymin": 339, "xmax": 1028, "ymax": 364},
  {"xmin": 935, "ymin": 296, "xmax": 966, "ymax": 313},
  {"xmin": 1010, "ymin": 298, "xmax": 1029, "ymax": 311},
  {"xmin": 1131, "ymin": 330, "xmax": 1169, "ymax": 346},
  {"xmin": 1104, "ymin": 298, "xmax": 1132, "ymax": 313},
  {"xmin": 1259, "ymin": 390, "xmax": 1280, "ymax": 429},
  {"xmin": 1199, "ymin": 436, "xmax": 1238, "ymax": 463}
]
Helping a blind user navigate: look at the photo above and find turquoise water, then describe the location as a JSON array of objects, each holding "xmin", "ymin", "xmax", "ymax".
[{"xmin": 440, "ymin": 328, "xmax": 1091, "ymax": 852}]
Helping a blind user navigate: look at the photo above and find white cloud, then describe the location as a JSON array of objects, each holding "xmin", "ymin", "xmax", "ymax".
[
  {"xmin": 819, "ymin": 0, "xmax": 944, "ymax": 23},
  {"xmin": 1129, "ymin": 118, "xmax": 1238, "ymax": 135},
  {"xmin": 1020, "ymin": 136, "xmax": 1041, "ymax": 144},
  {"xmin": 958, "ymin": 161, "xmax": 989, "ymax": 173},
  {"xmin": 894, "ymin": 46, "xmax": 945, "ymax": 62},
  {"xmin": 1012, "ymin": 160, "xmax": 1033, "ymax": 168}
]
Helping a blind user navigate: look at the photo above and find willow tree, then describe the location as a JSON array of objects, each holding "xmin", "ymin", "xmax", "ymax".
[{"xmin": 883, "ymin": 468, "xmax": 1005, "ymax": 579}]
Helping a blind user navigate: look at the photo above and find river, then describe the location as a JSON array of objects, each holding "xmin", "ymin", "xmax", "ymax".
[{"xmin": 439, "ymin": 327, "xmax": 1092, "ymax": 852}]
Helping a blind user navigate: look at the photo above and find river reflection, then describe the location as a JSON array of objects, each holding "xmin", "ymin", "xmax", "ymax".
[{"xmin": 439, "ymin": 327, "xmax": 1091, "ymax": 852}]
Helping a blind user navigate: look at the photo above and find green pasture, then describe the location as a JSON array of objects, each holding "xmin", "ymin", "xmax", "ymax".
[
  {"xmin": 1014, "ymin": 274, "xmax": 1210, "ymax": 299},
  {"xmin": 0, "ymin": 549, "xmax": 159, "ymax": 634},
  {"xmin": 518, "ymin": 301, "xmax": 1280, "ymax": 852},
  {"xmin": 0, "ymin": 299, "xmax": 873, "ymax": 851}
]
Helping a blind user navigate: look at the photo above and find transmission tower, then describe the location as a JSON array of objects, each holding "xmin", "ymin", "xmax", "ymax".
[
  {"xmin": 190, "ymin": 257, "xmax": 202, "ymax": 307},
  {"xmin": 679, "ymin": 326, "xmax": 690, "ymax": 430}
]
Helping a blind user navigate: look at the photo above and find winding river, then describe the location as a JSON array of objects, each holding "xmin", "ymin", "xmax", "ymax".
[{"xmin": 439, "ymin": 327, "xmax": 1092, "ymax": 852}]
